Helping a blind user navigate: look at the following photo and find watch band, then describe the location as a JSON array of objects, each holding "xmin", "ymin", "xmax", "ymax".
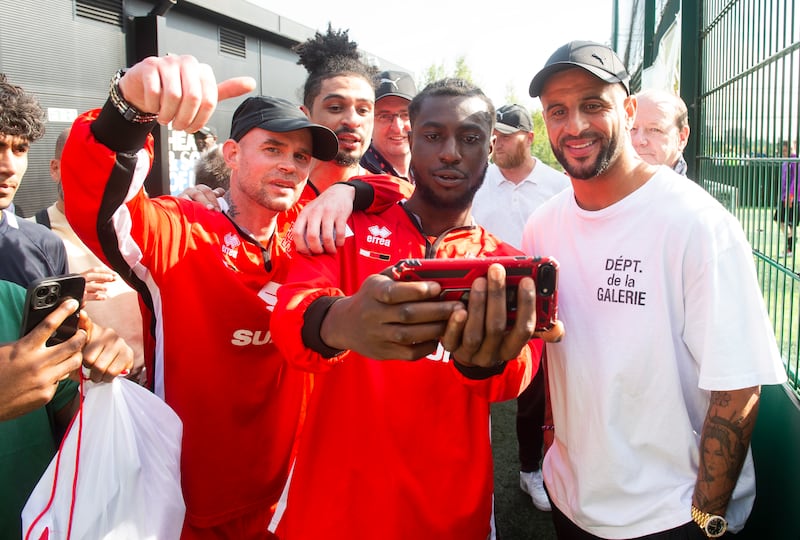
[
  {"xmin": 691, "ymin": 505, "xmax": 728, "ymax": 538},
  {"xmin": 109, "ymin": 69, "xmax": 159, "ymax": 124}
]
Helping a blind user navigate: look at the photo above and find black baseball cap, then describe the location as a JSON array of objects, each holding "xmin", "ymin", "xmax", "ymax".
[
  {"xmin": 495, "ymin": 104, "xmax": 533, "ymax": 134},
  {"xmin": 229, "ymin": 96, "xmax": 338, "ymax": 161},
  {"xmin": 374, "ymin": 70, "xmax": 417, "ymax": 101},
  {"xmin": 529, "ymin": 40, "xmax": 630, "ymax": 97}
]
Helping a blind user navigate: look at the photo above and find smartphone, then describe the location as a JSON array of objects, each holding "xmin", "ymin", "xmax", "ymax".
[
  {"xmin": 390, "ymin": 256, "xmax": 559, "ymax": 331},
  {"xmin": 20, "ymin": 274, "xmax": 86, "ymax": 346}
]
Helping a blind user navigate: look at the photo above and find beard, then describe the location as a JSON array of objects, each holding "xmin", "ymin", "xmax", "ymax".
[
  {"xmin": 411, "ymin": 163, "xmax": 488, "ymax": 212},
  {"xmin": 551, "ymin": 133, "xmax": 618, "ymax": 180},
  {"xmin": 335, "ymin": 151, "xmax": 361, "ymax": 167},
  {"xmin": 334, "ymin": 127, "xmax": 365, "ymax": 167},
  {"xmin": 493, "ymin": 143, "xmax": 528, "ymax": 169}
]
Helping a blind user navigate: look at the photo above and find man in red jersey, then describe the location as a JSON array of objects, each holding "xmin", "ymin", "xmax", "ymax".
[
  {"xmin": 183, "ymin": 26, "xmax": 414, "ymax": 257},
  {"xmin": 270, "ymin": 78, "xmax": 562, "ymax": 540},
  {"xmin": 60, "ymin": 54, "xmax": 339, "ymax": 539}
]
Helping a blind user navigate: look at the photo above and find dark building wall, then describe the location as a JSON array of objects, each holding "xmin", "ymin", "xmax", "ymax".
[
  {"xmin": 0, "ymin": 0, "xmax": 127, "ymax": 216},
  {"xmin": 153, "ymin": 8, "xmax": 310, "ymax": 143}
]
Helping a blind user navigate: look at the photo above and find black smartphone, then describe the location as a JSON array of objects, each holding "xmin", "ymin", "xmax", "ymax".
[
  {"xmin": 390, "ymin": 256, "xmax": 559, "ymax": 331},
  {"xmin": 20, "ymin": 274, "xmax": 86, "ymax": 346}
]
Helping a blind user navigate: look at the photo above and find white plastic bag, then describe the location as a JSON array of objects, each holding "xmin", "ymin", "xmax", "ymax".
[{"xmin": 22, "ymin": 377, "xmax": 185, "ymax": 540}]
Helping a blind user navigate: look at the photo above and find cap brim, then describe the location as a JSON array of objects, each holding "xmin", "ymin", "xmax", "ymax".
[
  {"xmin": 308, "ymin": 126, "xmax": 339, "ymax": 161},
  {"xmin": 257, "ymin": 118, "xmax": 338, "ymax": 161},
  {"xmin": 529, "ymin": 62, "xmax": 628, "ymax": 97},
  {"xmin": 495, "ymin": 123, "xmax": 521, "ymax": 135},
  {"xmin": 376, "ymin": 92, "xmax": 413, "ymax": 101}
]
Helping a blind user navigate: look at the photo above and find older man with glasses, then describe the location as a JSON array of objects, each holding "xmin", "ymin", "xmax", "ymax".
[{"xmin": 360, "ymin": 70, "xmax": 417, "ymax": 180}]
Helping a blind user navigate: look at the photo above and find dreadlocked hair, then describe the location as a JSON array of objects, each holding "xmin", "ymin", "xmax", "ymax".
[
  {"xmin": 0, "ymin": 73, "xmax": 45, "ymax": 142},
  {"xmin": 294, "ymin": 24, "xmax": 377, "ymax": 108}
]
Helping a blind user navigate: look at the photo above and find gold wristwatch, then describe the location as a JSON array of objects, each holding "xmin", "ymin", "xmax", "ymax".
[{"xmin": 691, "ymin": 505, "xmax": 728, "ymax": 538}]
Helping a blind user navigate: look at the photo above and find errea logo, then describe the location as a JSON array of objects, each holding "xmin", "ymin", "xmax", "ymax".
[
  {"xmin": 222, "ymin": 232, "xmax": 240, "ymax": 258},
  {"xmin": 367, "ymin": 225, "xmax": 392, "ymax": 247}
]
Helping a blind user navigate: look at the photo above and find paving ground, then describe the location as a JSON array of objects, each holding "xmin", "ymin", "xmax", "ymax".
[{"xmin": 491, "ymin": 400, "xmax": 558, "ymax": 540}]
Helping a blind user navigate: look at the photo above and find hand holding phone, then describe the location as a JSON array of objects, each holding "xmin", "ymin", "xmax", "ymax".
[
  {"xmin": 1, "ymin": 293, "xmax": 88, "ymax": 421},
  {"xmin": 20, "ymin": 275, "xmax": 86, "ymax": 346},
  {"xmin": 389, "ymin": 256, "xmax": 559, "ymax": 332}
]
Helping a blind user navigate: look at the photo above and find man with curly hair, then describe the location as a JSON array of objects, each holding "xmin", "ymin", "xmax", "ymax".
[
  {"xmin": 294, "ymin": 25, "xmax": 378, "ymax": 189},
  {"xmin": 0, "ymin": 73, "xmax": 45, "ymax": 214},
  {"xmin": 287, "ymin": 26, "xmax": 414, "ymax": 255}
]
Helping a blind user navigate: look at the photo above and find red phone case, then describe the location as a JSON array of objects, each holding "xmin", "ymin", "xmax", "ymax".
[{"xmin": 390, "ymin": 256, "xmax": 558, "ymax": 331}]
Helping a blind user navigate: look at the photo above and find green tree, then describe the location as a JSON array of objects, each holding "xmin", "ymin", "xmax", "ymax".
[
  {"xmin": 421, "ymin": 55, "xmax": 474, "ymax": 88},
  {"xmin": 453, "ymin": 56, "xmax": 474, "ymax": 83},
  {"xmin": 422, "ymin": 62, "xmax": 447, "ymax": 88},
  {"xmin": 504, "ymin": 84, "xmax": 520, "ymax": 107}
]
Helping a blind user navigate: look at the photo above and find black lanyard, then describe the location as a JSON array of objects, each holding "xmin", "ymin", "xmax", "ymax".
[{"xmin": 223, "ymin": 212, "xmax": 274, "ymax": 272}]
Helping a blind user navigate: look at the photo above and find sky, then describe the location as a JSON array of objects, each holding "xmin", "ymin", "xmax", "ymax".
[{"xmin": 249, "ymin": 1, "xmax": 615, "ymax": 111}]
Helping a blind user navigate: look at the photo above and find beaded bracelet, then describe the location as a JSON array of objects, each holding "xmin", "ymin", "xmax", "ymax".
[{"xmin": 109, "ymin": 69, "xmax": 159, "ymax": 124}]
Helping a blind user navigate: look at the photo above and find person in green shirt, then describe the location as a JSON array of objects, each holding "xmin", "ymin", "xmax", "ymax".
[{"xmin": 0, "ymin": 279, "xmax": 135, "ymax": 539}]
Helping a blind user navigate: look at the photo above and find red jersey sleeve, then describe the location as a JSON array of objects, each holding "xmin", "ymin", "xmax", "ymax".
[
  {"xmin": 61, "ymin": 108, "xmax": 154, "ymax": 264},
  {"xmin": 271, "ymin": 251, "xmax": 354, "ymax": 373}
]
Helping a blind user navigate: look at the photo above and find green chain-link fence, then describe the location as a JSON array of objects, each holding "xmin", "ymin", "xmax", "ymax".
[{"xmin": 616, "ymin": 0, "xmax": 800, "ymax": 395}]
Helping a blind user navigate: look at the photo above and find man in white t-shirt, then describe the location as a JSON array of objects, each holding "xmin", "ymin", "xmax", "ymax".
[
  {"xmin": 522, "ymin": 40, "xmax": 787, "ymax": 539},
  {"xmin": 472, "ymin": 103, "xmax": 568, "ymax": 512}
]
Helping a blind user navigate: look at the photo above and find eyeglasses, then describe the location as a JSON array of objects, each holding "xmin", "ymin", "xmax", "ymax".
[{"xmin": 375, "ymin": 111, "xmax": 410, "ymax": 124}]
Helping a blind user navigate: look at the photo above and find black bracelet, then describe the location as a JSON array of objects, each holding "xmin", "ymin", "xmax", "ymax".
[
  {"xmin": 109, "ymin": 69, "xmax": 159, "ymax": 124},
  {"xmin": 339, "ymin": 180, "xmax": 375, "ymax": 211},
  {"xmin": 452, "ymin": 359, "xmax": 508, "ymax": 380}
]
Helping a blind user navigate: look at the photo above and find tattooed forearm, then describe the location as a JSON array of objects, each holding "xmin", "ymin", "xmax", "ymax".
[{"xmin": 693, "ymin": 386, "xmax": 760, "ymax": 513}]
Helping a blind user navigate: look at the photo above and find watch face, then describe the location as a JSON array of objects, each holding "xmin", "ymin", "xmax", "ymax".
[{"xmin": 706, "ymin": 515, "xmax": 727, "ymax": 537}]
